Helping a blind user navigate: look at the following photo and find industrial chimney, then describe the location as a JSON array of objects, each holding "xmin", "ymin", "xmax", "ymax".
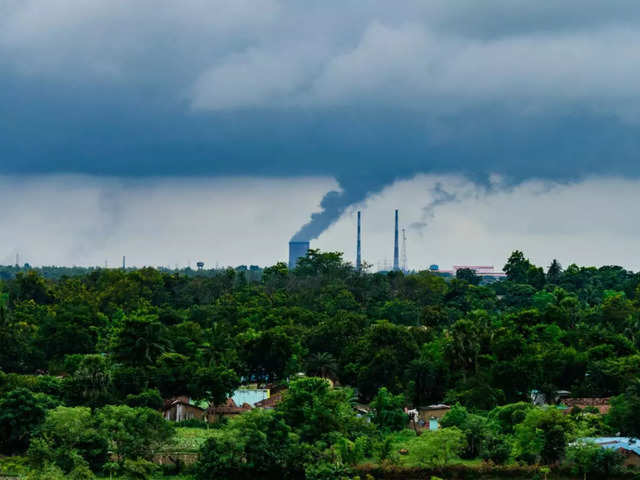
[
  {"xmin": 393, "ymin": 209, "xmax": 399, "ymax": 271},
  {"xmin": 289, "ymin": 241, "xmax": 310, "ymax": 269},
  {"xmin": 356, "ymin": 211, "xmax": 362, "ymax": 271}
]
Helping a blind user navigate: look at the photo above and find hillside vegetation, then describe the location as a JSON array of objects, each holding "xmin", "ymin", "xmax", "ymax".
[{"xmin": 2, "ymin": 250, "xmax": 640, "ymax": 478}]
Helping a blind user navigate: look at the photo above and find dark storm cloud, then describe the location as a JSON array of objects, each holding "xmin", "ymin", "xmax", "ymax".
[{"xmin": 3, "ymin": 1, "xmax": 640, "ymax": 239}]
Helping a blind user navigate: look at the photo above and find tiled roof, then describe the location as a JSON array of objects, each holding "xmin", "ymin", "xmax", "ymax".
[
  {"xmin": 208, "ymin": 398, "xmax": 252, "ymax": 414},
  {"xmin": 420, "ymin": 404, "xmax": 451, "ymax": 410},
  {"xmin": 563, "ymin": 397, "xmax": 611, "ymax": 414},
  {"xmin": 163, "ymin": 396, "xmax": 201, "ymax": 411},
  {"xmin": 255, "ymin": 391, "xmax": 284, "ymax": 408}
]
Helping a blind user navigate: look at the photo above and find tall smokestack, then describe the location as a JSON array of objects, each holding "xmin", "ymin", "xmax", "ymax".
[
  {"xmin": 356, "ymin": 211, "xmax": 362, "ymax": 271},
  {"xmin": 122, "ymin": 256, "xmax": 126, "ymax": 270},
  {"xmin": 393, "ymin": 209, "xmax": 399, "ymax": 271},
  {"xmin": 289, "ymin": 241, "xmax": 310, "ymax": 269}
]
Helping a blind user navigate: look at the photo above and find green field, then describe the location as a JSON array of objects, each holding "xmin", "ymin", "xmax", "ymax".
[{"xmin": 160, "ymin": 427, "xmax": 221, "ymax": 454}]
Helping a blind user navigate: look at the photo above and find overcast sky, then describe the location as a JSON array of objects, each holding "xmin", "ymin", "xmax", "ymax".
[{"xmin": 2, "ymin": 1, "xmax": 640, "ymax": 269}]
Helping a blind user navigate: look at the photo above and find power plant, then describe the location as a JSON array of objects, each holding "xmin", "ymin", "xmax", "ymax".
[
  {"xmin": 289, "ymin": 241, "xmax": 310, "ymax": 269},
  {"xmin": 289, "ymin": 208, "xmax": 405, "ymax": 272}
]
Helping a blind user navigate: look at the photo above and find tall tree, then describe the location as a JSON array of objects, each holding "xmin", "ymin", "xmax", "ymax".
[
  {"xmin": 547, "ymin": 259, "xmax": 562, "ymax": 284},
  {"xmin": 456, "ymin": 268, "xmax": 481, "ymax": 286},
  {"xmin": 305, "ymin": 352, "xmax": 338, "ymax": 380},
  {"xmin": 0, "ymin": 388, "xmax": 46, "ymax": 454},
  {"xmin": 112, "ymin": 313, "xmax": 171, "ymax": 366},
  {"xmin": 504, "ymin": 251, "xmax": 530, "ymax": 284}
]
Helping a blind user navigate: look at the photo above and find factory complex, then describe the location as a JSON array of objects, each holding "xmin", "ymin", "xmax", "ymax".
[{"xmin": 288, "ymin": 210, "xmax": 505, "ymax": 281}]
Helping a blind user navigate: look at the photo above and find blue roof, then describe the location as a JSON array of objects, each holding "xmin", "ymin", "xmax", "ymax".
[
  {"xmin": 582, "ymin": 437, "xmax": 640, "ymax": 456},
  {"xmin": 231, "ymin": 388, "xmax": 270, "ymax": 407}
]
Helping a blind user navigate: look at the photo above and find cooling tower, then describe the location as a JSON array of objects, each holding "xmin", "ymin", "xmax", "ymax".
[{"xmin": 289, "ymin": 241, "xmax": 310, "ymax": 269}]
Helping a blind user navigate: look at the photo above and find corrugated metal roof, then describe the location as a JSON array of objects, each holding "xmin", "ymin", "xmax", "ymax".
[
  {"xmin": 232, "ymin": 388, "xmax": 270, "ymax": 407},
  {"xmin": 582, "ymin": 437, "xmax": 640, "ymax": 456}
]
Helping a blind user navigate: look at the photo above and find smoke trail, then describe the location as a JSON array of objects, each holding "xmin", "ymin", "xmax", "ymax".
[
  {"xmin": 291, "ymin": 177, "xmax": 462, "ymax": 242},
  {"xmin": 409, "ymin": 182, "xmax": 458, "ymax": 232},
  {"xmin": 290, "ymin": 175, "xmax": 391, "ymax": 241}
]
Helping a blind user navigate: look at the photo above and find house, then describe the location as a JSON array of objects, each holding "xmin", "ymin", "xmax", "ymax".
[
  {"xmin": 163, "ymin": 396, "xmax": 253, "ymax": 422},
  {"xmin": 418, "ymin": 404, "xmax": 451, "ymax": 421},
  {"xmin": 354, "ymin": 402, "xmax": 370, "ymax": 417},
  {"xmin": 531, "ymin": 389, "xmax": 571, "ymax": 406},
  {"xmin": 417, "ymin": 404, "xmax": 451, "ymax": 431},
  {"xmin": 207, "ymin": 398, "xmax": 252, "ymax": 420},
  {"xmin": 162, "ymin": 396, "xmax": 207, "ymax": 422},
  {"xmin": 163, "ymin": 386, "xmax": 288, "ymax": 423},
  {"xmin": 255, "ymin": 391, "xmax": 285, "ymax": 409},
  {"xmin": 561, "ymin": 397, "xmax": 610, "ymax": 414},
  {"xmin": 582, "ymin": 437, "xmax": 640, "ymax": 467},
  {"xmin": 232, "ymin": 388, "xmax": 270, "ymax": 407}
]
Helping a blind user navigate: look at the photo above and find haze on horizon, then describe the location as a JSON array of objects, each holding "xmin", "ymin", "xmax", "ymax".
[{"xmin": 3, "ymin": 1, "xmax": 640, "ymax": 270}]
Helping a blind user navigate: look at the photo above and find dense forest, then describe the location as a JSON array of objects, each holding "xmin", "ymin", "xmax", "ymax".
[{"xmin": 2, "ymin": 250, "xmax": 640, "ymax": 479}]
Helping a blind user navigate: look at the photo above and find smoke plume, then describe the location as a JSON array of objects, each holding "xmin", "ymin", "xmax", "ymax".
[
  {"xmin": 409, "ymin": 182, "xmax": 458, "ymax": 233},
  {"xmin": 291, "ymin": 175, "xmax": 391, "ymax": 241}
]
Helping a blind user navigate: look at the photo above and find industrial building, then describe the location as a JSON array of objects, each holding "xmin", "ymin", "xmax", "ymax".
[
  {"xmin": 288, "ymin": 209, "xmax": 506, "ymax": 282},
  {"xmin": 430, "ymin": 265, "xmax": 506, "ymax": 280},
  {"xmin": 288, "ymin": 241, "xmax": 310, "ymax": 269}
]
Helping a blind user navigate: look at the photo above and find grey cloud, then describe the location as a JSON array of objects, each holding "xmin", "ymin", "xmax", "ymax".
[
  {"xmin": 3, "ymin": 1, "xmax": 640, "ymax": 243},
  {"xmin": 4, "ymin": 1, "xmax": 640, "ymax": 117},
  {"xmin": 190, "ymin": 22, "xmax": 640, "ymax": 118}
]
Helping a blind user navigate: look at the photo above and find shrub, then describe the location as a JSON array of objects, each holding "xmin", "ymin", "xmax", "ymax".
[
  {"xmin": 195, "ymin": 409, "xmax": 306, "ymax": 480},
  {"xmin": 369, "ymin": 387, "xmax": 407, "ymax": 432},
  {"xmin": 67, "ymin": 463, "xmax": 95, "ymax": 480},
  {"xmin": 304, "ymin": 461, "xmax": 352, "ymax": 480},
  {"xmin": 333, "ymin": 434, "xmax": 368, "ymax": 465},
  {"xmin": 122, "ymin": 458, "xmax": 158, "ymax": 480},
  {"xmin": 125, "ymin": 389, "xmax": 164, "ymax": 410},
  {"xmin": 175, "ymin": 418, "xmax": 210, "ymax": 429},
  {"xmin": 514, "ymin": 407, "xmax": 570, "ymax": 464},
  {"xmin": 0, "ymin": 387, "xmax": 46, "ymax": 453},
  {"xmin": 374, "ymin": 437, "xmax": 397, "ymax": 464},
  {"xmin": 277, "ymin": 377, "xmax": 369, "ymax": 443},
  {"xmin": 566, "ymin": 441, "xmax": 624, "ymax": 478},
  {"xmin": 25, "ymin": 463, "xmax": 66, "ymax": 480},
  {"xmin": 410, "ymin": 427, "xmax": 466, "ymax": 467},
  {"xmin": 31, "ymin": 406, "xmax": 108, "ymax": 472},
  {"xmin": 0, "ymin": 455, "xmax": 29, "ymax": 476},
  {"xmin": 480, "ymin": 432, "xmax": 511, "ymax": 464},
  {"xmin": 95, "ymin": 405, "xmax": 174, "ymax": 463}
]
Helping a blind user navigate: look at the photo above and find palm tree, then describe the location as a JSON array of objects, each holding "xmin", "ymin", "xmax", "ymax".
[
  {"xmin": 305, "ymin": 352, "xmax": 338, "ymax": 380},
  {"xmin": 448, "ymin": 319, "xmax": 481, "ymax": 379}
]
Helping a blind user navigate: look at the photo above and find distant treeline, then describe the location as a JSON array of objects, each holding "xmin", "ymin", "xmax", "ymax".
[{"xmin": 0, "ymin": 264, "xmax": 263, "ymax": 281}]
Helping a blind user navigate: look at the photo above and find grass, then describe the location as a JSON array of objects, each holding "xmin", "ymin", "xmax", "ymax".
[
  {"xmin": 97, "ymin": 476, "xmax": 193, "ymax": 479},
  {"xmin": 387, "ymin": 429, "xmax": 425, "ymax": 466},
  {"xmin": 159, "ymin": 427, "xmax": 222, "ymax": 453},
  {"xmin": 363, "ymin": 428, "xmax": 485, "ymax": 468}
]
